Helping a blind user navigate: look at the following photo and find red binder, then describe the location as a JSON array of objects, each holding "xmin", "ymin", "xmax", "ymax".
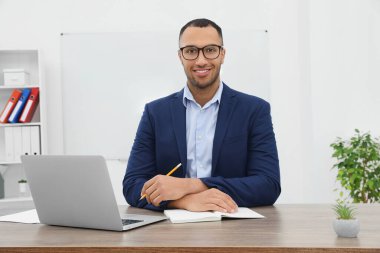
[
  {"xmin": 0, "ymin": 89, "xmax": 22, "ymax": 123},
  {"xmin": 19, "ymin": 88, "xmax": 40, "ymax": 123}
]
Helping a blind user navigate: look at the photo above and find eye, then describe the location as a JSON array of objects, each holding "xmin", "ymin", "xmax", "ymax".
[
  {"xmin": 205, "ymin": 46, "xmax": 217, "ymax": 53},
  {"xmin": 184, "ymin": 47, "xmax": 198, "ymax": 55}
]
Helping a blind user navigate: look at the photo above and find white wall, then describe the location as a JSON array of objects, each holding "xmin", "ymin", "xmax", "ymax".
[
  {"xmin": 266, "ymin": 0, "xmax": 310, "ymax": 203},
  {"xmin": 0, "ymin": 0, "xmax": 379, "ymax": 204},
  {"xmin": 307, "ymin": 0, "xmax": 380, "ymax": 202}
]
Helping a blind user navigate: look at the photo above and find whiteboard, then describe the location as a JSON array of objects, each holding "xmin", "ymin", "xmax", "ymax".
[{"xmin": 61, "ymin": 30, "xmax": 270, "ymax": 159}]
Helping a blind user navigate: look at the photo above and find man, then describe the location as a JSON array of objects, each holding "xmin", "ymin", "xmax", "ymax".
[{"xmin": 123, "ymin": 18, "xmax": 281, "ymax": 212}]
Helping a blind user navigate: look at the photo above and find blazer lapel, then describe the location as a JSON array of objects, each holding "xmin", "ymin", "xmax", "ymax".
[
  {"xmin": 212, "ymin": 84, "xmax": 237, "ymax": 174},
  {"xmin": 170, "ymin": 90, "xmax": 187, "ymax": 176}
]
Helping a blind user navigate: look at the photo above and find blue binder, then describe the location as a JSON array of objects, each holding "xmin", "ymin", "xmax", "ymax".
[{"xmin": 8, "ymin": 88, "xmax": 31, "ymax": 123}]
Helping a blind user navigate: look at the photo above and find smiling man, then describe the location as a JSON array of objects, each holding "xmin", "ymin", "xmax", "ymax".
[{"xmin": 123, "ymin": 18, "xmax": 281, "ymax": 212}]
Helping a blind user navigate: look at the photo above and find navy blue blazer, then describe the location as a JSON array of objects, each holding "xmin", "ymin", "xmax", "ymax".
[{"xmin": 123, "ymin": 84, "xmax": 281, "ymax": 211}]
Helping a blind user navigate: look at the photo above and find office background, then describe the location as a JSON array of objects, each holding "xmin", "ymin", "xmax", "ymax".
[
  {"xmin": 0, "ymin": 0, "xmax": 379, "ymax": 204},
  {"xmin": 60, "ymin": 31, "xmax": 270, "ymax": 158}
]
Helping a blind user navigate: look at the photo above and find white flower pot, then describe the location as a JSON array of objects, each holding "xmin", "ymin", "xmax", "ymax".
[
  {"xmin": 19, "ymin": 183, "xmax": 26, "ymax": 193},
  {"xmin": 19, "ymin": 182, "xmax": 28, "ymax": 197},
  {"xmin": 333, "ymin": 218, "xmax": 360, "ymax": 238}
]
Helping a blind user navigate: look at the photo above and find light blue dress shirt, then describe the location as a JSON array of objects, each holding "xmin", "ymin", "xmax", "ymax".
[{"xmin": 182, "ymin": 82, "xmax": 223, "ymax": 178}]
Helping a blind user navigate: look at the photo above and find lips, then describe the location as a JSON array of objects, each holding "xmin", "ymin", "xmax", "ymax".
[{"xmin": 193, "ymin": 68, "xmax": 211, "ymax": 78}]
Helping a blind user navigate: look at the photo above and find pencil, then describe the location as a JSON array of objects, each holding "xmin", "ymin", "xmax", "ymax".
[{"xmin": 139, "ymin": 163, "xmax": 182, "ymax": 201}]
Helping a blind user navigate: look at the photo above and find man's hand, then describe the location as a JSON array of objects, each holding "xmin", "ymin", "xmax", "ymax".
[
  {"xmin": 141, "ymin": 176, "xmax": 207, "ymax": 206},
  {"xmin": 168, "ymin": 188, "xmax": 238, "ymax": 213}
]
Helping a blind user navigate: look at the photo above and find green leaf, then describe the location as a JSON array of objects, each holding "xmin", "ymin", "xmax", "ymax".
[
  {"xmin": 333, "ymin": 202, "xmax": 356, "ymax": 219},
  {"xmin": 368, "ymin": 180, "xmax": 375, "ymax": 190},
  {"xmin": 330, "ymin": 129, "xmax": 380, "ymax": 203}
]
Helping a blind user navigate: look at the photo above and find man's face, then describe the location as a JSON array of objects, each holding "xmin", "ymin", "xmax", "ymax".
[{"xmin": 178, "ymin": 26, "xmax": 225, "ymax": 90}]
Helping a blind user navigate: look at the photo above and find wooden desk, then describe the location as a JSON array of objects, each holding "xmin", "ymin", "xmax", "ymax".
[{"xmin": 0, "ymin": 201, "xmax": 379, "ymax": 253}]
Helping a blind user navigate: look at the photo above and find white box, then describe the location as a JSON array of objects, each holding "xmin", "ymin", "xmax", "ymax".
[
  {"xmin": 21, "ymin": 126, "xmax": 31, "ymax": 156},
  {"xmin": 4, "ymin": 127, "xmax": 14, "ymax": 161},
  {"xmin": 3, "ymin": 69, "xmax": 30, "ymax": 86},
  {"xmin": 30, "ymin": 126, "xmax": 41, "ymax": 155},
  {"xmin": 13, "ymin": 127, "xmax": 23, "ymax": 162}
]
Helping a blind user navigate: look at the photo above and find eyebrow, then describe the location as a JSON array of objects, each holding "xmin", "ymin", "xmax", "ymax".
[{"xmin": 180, "ymin": 44, "xmax": 221, "ymax": 48}]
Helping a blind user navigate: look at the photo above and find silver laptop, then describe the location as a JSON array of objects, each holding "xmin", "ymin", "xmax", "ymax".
[{"xmin": 21, "ymin": 155, "xmax": 167, "ymax": 231}]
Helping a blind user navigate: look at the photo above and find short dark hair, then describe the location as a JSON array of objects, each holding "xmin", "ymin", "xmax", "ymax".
[{"xmin": 179, "ymin": 18, "xmax": 223, "ymax": 45}]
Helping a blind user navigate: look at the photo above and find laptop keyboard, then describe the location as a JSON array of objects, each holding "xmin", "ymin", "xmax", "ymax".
[{"xmin": 122, "ymin": 219, "xmax": 144, "ymax": 226}]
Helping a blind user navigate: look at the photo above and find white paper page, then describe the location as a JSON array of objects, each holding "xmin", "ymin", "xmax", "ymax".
[
  {"xmin": 164, "ymin": 209, "xmax": 221, "ymax": 223},
  {"xmin": 0, "ymin": 209, "xmax": 40, "ymax": 224},
  {"xmin": 215, "ymin": 207, "xmax": 265, "ymax": 219}
]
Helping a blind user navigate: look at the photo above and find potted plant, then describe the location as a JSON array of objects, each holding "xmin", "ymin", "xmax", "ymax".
[
  {"xmin": 18, "ymin": 179, "xmax": 28, "ymax": 196},
  {"xmin": 330, "ymin": 129, "xmax": 380, "ymax": 203},
  {"xmin": 332, "ymin": 202, "xmax": 359, "ymax": 237}
]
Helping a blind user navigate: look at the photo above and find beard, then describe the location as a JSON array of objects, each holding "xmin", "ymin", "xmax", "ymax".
[
  {"xmin": 186, "ymin": 66, "xmax": 221, "ymax": 90},
  {"xmin": 188, "ymin": 76, "xmax": 218, "ymax": 90}
]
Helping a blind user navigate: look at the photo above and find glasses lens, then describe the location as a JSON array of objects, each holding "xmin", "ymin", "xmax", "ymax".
[
  {"xmin": 203, "ymin": 45, "xmax": 220, "ymax": 59},
  {"xmin": 182, "ymin": 46, "xmax": 199, "ymax": 60}
]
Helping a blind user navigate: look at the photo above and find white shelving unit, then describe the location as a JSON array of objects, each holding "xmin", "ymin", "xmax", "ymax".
[{"xmin": 0, "ymin": 49, "xmax": 47, "ymax": 200}]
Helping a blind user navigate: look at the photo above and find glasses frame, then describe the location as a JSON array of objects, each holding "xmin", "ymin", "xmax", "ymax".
[{"xmin": 179, "ymin": 44, "xmax": 223, "ymax": 60}]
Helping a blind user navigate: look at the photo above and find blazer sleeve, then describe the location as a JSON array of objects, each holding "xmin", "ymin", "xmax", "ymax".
[
  {"xmin": 122, "ymin": 104, "xmax": 168, "ymax": 211},
  {"xmin": 200, "ymin": 101, "xmax": 281, "ymax": 207}
]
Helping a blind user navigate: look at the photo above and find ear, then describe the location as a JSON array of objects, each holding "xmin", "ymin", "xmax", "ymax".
[
  {"xmin": 220, "ymin": 47, "xmax": 226, "ymax": 64},
  {"xmin": 178, "ymin": 50, "xmax": 184, "ymax": 66}
]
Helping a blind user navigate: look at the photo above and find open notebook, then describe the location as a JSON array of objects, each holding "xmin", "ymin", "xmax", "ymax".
[{"xmin": 164, "ymin": 207, "xmax": 264, "ymax": 224}]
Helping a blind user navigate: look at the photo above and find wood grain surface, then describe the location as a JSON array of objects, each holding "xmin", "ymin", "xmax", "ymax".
[{"xmin": 0, "ymin": 201, "xmax": 379, "ymax": 253}]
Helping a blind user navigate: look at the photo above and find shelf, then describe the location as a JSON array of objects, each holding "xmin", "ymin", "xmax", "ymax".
[
  {"xmin": 0, "ymin": 85, "xmax": 40, "ymax": 90},
  {"xmin": 0, "ymin": 49, "xmax": 39, "ymax": 54},
  {"xmin": 0, "ymin": 196, "xmax": 32, "ymax": 203},
  {"xmin": 0, "ymin": 49, "xmax": 46, "ymax": 199},
  {"xmin": 0, "ymin": 122, "xmax": 41, "ymax": 128},
  {"xmin": 0, "ymin": 161, "xmax": 21, "ymax": 166}
]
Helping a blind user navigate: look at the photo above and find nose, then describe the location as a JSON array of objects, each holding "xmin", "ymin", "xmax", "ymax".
[{"xmin": 195, "ymin": 50, "xmax": 208, "ymax": 65}]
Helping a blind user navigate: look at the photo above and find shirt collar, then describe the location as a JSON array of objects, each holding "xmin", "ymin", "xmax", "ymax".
[{"xmin": 182, "ymin": 81, "xmax": 224, "ymax": 108}]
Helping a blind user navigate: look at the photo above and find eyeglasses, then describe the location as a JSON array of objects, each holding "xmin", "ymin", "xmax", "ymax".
[{"xmin": 179, "ymin": 44, "xmax": 223, "ymax": 60}]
